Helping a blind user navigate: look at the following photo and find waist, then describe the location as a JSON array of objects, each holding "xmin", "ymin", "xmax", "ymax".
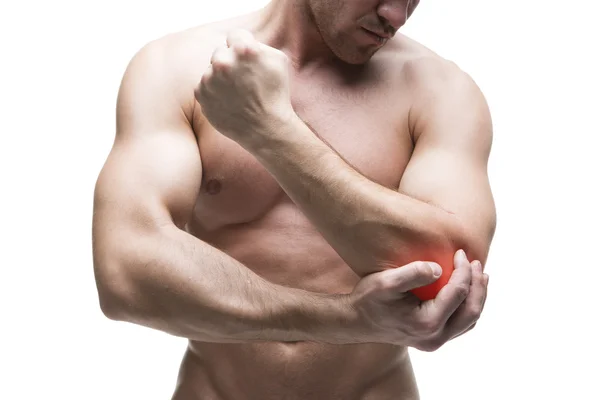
[{"xmin": 174, "ymin": 340, "xmax": 418, "ymax": 400}]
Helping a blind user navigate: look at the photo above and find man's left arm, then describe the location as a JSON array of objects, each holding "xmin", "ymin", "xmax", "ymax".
[
  {"xmin": 248, "ymin": 64, "xmax": 496, "ymax": 283},
  {"xmin": 197, "ymin": 32, "xmax": 496, "ymax": 289}
]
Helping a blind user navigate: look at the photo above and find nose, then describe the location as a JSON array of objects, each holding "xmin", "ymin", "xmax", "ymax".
[{"xmin": 376, "ymin": 1, "xmax": 409, "ymax": 31}]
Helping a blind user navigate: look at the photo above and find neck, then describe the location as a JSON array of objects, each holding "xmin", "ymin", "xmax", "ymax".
[{"xmin": 252, "ymin": 0, "xmax": 336, "ymax": 70}]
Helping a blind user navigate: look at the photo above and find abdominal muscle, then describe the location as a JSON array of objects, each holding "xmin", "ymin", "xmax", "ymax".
[
  {"xmin": 174, "ymin": 202, "xmax": 420, "ymax": 400},
  {"xmin": 174, "ymin": 340, "xmax": 418, "ymax": 400}
]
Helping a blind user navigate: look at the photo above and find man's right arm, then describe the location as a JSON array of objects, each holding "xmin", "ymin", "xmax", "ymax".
[
  {"xmin": 92, "ymin": 37, "xmax": 477, "ymax": 351},
  {"xmin": 92, "ymin": 39, "xmax": 354, "ymax": 344}
]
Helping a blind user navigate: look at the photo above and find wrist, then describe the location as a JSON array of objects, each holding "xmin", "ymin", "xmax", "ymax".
[
  {"xmin": 272, "ymin": 289, "xmax": 362, "ymax": 344},
  {"xmin": 243, "ymin": 109, "xmax": 306, "ymax": 153}
]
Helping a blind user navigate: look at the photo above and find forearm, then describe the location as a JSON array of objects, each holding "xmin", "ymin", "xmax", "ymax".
[
  {"xmin": 249, "ymin": 117, "xmax": 467, "ymax": 276},
  {"xmin": 96, "ymin": 225, "xmax": 356, "ymax": 344}
]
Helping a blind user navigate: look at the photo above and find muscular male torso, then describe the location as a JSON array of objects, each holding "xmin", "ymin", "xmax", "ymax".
[{"xmin": 160, "ymin": 11, "xmax": 443, "ymax": 400}]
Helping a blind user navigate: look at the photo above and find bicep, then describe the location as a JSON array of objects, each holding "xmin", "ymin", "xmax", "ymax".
[
  {"xmin": 93, "ymin": 40, "xmax": 202, "ymax": 265},
  {"xmin": 94, "ymin": 129, "xmax": 202, "ymax": 234},
  {"xmin": 398, "ymin": 67, "xmax": 496, "ymax": 262}
]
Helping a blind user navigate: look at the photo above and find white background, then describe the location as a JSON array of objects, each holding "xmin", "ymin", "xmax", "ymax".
[{"xmin": 1, "ymin": 0, "xmax": 599, "ymax": 399}]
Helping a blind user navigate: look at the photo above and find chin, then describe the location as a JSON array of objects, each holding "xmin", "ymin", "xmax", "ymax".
[{"xmin": 329, "ymin": 36, "xmax": 380, "ymax": 65}]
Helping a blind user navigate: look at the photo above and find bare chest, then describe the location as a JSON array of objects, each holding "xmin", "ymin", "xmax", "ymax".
[{"xmin": 190, "ymin": 76, "xmax": 413, "ymax": 233}]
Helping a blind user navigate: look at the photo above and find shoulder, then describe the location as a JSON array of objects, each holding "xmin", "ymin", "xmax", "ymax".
[
  {"xmin": 382, "ymin": 35, "xmax": 492, "ymax": 144},
  {"xmin": 391, "ymin": 36, "xmax": 491, "ymax": 141},
  {"xmin": 385, "ymin": 35, "xmax": 485, "ymax": 103},
  {"xmin": 380, "ymin": 34, "xmax": 489, "ymax": 112},
  {"xmin": 118, "ymin": 21, "xmax": 232, "ymax": 120},
  {"xmin": 129, "ymin": 17, "xmax": 238, "ymax": 69}
]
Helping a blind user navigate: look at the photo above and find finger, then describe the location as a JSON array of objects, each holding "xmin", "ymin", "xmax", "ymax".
[
  {"xmin": 210, "ymin": 46, "xmax": 235, "ymax": 73},
  {"xmin": 195, "ymin": 65, "xmax": 214, "ymax": 103},
  {"xmin": 450, "ymin": 270, "xmax": 489, "ymax": 341},
  {"xmin": 210, "ymin": 45, "xmax": 229, "ymax": 64},
  {"xmin": 422, "ymin": 249, "xmax": 472, "ymax": 325},
  {"xmin": 482, "ymin": 273, "xmax": 489, "ymax": 308},
  {"xmin": 385, "ymin": 261, "xmax": 443, "ymax": 294},
  {"xmin": 452, "ymin": 322, "xmax": 476, "ymax": 340},
  {"xmin": 444, "ymin": 260, "xmax": 487, "ymax": 341},
  {"xmin": 226, "ymin": 29, "xmax": 259, "ymax": 58}
]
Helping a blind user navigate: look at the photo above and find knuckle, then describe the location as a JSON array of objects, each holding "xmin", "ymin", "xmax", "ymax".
[
  {"xmin": 413, "ymin": 342, "xmax": 428, "ymax": 352},
  {"xmin": 232, "ymin": 43, "xmax": 249, "ymax": 56},
  {"xmin": 378, "ymin": 275, "xmax": 396, "ymax": 292},
  {"xmin": 416, "ymin": 261, "xmax": 430, "ymax": 274},
  {"xmin": 370, "ymin": 275, "xmax": 387, "ymax": 292},
  {"xmin": 429, "ymin": 341, "xmax": 443, "ymax": 352},
  {"xmin": 411, "ymin": 262, "xmax": 430, "ymax": 281},
  {"xmin": 416, "ymin": 316, "xmax": 441, "ymax": 335},
  {"xmin": 467, "ymin": 304, "xmax": 482, "ymax": 320},
  {"xmin": 212, "ymin": 57, "xmax": 232, "ymax": 71},
  {"xmin": 454, "ymin": 283, "xmax": 470, "ymax": 300},
  {"xmin": 211, "ymin": 48, "xmax": 232, "ymax": 66},
  {"xmin": 416, "ymin": 340, "xmax": 441, "ymax": 353},
  {"xmin": 213, "ymin": 63, "xmax": 231, "ymax": 74}
]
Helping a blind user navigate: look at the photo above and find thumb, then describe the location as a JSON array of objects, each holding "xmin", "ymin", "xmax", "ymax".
[
  {"xmin": 226, "ymin": 29, "xmax": 260, "ymax": 58},
  {"xmin": 226, "ymin": 29, "xmax": 256, "ymax": 48},
  {"xmin": 386, "ymin": 261, "xmax": 442, "ymax": 294}
]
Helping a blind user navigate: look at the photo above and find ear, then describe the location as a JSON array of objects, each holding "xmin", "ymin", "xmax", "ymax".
[{"xmin": 408, "ymin": 0, "xmax": 420, "ymax": 18}]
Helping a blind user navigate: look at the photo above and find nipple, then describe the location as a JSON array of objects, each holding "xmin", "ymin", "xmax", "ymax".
[{"xmin": 205, "ymin": 179, "xmax": 222, "ymax": 195}]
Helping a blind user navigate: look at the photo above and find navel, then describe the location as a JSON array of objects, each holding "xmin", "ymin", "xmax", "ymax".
[{"xmin": 205, "ymin": 179, "xmax": 222, "ymax": 195}]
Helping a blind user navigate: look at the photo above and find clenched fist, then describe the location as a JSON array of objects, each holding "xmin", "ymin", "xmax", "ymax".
[{"xmin": 195, "ymin": 29, "xmax": 295, "ymax": 148}]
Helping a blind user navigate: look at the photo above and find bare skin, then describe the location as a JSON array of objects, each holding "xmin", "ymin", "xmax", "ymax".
[{"xmin": 92, "ymin": 1, "xmax": 496, "ymax": 399}]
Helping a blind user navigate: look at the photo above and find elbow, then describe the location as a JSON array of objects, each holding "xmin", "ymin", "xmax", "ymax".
[
  {"xmin": 97, "ymin": 281, "xmax": 130, "ymax": 321},
  {"xmin": 93, "ymin": 258, "xmax": 140, "ymax": 322},
  {"xmin": 92, "ymin": 223, "xmax": 171, "ymax": 323},
  {"xmin": 398, "ymin": 211, "xmax": 492, "ymax": 269},
  {"xmin": 96, "ymin": 276, "xmax": 133, "ymax": 321},
  {"xmin": 446, "ymin": 215, "xmax": 494, "ymax": 268}
]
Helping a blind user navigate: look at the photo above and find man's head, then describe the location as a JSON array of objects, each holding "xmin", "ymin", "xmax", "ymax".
[{"xmin": 305, "ymin": 0, "xmax": 420, "ymax": 64}]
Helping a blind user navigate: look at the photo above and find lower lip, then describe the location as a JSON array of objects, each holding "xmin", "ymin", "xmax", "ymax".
[{"xmin": 361, "ymin": 28, "xmax": 386, "ymax": 45}]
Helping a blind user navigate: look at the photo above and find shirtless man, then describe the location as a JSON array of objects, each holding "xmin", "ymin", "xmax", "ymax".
[{"xmin": 92, "ymin": 0, "xmax": 496, "ymax": 398}]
